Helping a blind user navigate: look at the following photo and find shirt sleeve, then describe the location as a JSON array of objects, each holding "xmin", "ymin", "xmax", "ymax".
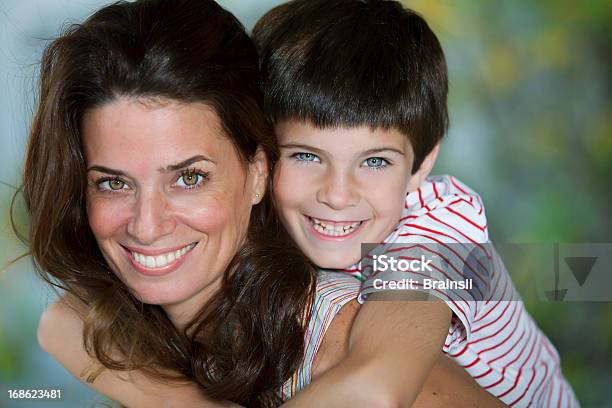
[{"xmin": 358, "ymin": 187, "xmax": 491, "ymax": 350}]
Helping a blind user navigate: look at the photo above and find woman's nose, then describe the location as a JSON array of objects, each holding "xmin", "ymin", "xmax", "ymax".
[
  {"xmin": 315, "ymin": 168, "xmax": 360, "ymax": 210},
  {"xmin": 126, "ymin": 189, "xmax": 176, "ymax": 245}
]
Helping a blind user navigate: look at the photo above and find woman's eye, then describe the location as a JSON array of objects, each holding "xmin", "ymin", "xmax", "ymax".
[
  {"xmin": 176, "ymin": 171, "xmax": 207, "ymax": 189},
  {"xmin": 98, "ymin": 178, "xmax": 128, "ymax": 191},
  {"xmin": 362, "ymin": 157, "xmax": 389, "ymax": 169},
  {"xmin": 294, "ymin": 152, "xmax": 320, "ymax": 163}
]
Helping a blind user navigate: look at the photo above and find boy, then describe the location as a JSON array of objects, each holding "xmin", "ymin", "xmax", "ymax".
[{"xmin": 253, "ymin": 0, "xmax": 579, "ymax": 406}]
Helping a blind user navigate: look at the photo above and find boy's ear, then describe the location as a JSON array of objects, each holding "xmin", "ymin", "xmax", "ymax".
[
  {"xmin": 249, "ymin": 147, "xmax": 269, "ymax": 205},
  {"xmin": 406, "ymin": 143, "xmax": 440, "ymax": 192}
]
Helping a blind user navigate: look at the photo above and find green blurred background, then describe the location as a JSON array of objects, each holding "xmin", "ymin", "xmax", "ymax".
[{"xmin": 1, "ymin": 0, "xmax": 610, "ymax": 406}]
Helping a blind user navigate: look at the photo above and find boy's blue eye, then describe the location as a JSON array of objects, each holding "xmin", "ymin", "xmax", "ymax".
[
  {"xmin": 363, "ymin": 157, "xmax": 388, "ymax": 169},
  {"xmin": 294, "ymin": 152, "xmax": 320, "ymax": 163}
]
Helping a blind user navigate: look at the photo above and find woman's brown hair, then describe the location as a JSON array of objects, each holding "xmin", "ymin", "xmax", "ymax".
[{"xmin": 18, "ymin": 0, "xmax": 315, "ymax": 406}]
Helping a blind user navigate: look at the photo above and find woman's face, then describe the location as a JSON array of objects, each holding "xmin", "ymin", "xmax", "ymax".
[{"xmin": 82, "ymin": 97, "xmax": 266, "ymax": 316}]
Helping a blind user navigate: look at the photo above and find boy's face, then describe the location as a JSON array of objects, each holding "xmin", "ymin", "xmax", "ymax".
[{"xmin": 274, "ymin": 120, "xmax": 421, "ymax": 269}]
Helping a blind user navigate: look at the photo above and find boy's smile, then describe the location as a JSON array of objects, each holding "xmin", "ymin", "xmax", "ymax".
[
  {"xmin": 306, "ymin": 215, "xmax": 366, "ymax": 239},
  {"xmin": 274, "ymin": 120, "xmax": 420, "ymax": 269}
]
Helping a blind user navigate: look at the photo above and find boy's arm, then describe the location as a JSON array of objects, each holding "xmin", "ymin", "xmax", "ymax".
[
  {"xmin": 282, "ymin": 293, "xmax": 453, "ymax": 407},
  {"xmin": 414, "ymin": 349, "xmax": 508, "ymax": 408},
  {"xmin": 37, "ymin": 294, "xmax": 239, "ymax": 408}
]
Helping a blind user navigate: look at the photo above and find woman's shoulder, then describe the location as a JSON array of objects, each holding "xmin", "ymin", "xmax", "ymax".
[
  {"xmin": 310, "ymin": 296, "xmax": 360, "ymax": 379},
  {"xmin": 315, "ymin": 271, "xmax": 361, "ymax": 301},
  {"xmin": 290, "ymin": 272, "xmax": 362, "ymax": 388},
  {"xmin": 37, "ymin": 293, "xmax": 91, "ymax": 376},
  {"xmin": 311, "ymin": 271, "xmax": 361, "ymax": 325}
]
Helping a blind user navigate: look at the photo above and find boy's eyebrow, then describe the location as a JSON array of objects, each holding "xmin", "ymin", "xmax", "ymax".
[
  {"xmin": 278, "ymin": 143, "xmax": 324, "ymax": 154},
  {"xmin": 361, "ymin": 147, "xmax": 406, "ymax": 156},
  {"xmin": 279, "ymin": 144, "xmax": 407, "ymax": 156}
]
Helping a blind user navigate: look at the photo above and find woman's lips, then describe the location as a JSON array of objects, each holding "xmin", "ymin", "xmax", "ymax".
[{"xmin": 123, "ymin": 242, "xmax": 197, "ymax": 276}]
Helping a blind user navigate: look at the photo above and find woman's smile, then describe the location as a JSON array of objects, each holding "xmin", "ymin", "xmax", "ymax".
[{"xmin": 123, "ymin": 242, "xmax": 198, "ymax": 276}]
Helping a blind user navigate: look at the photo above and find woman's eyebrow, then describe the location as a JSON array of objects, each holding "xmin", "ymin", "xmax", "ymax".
[
  {"xmin": 163, "ymin": 155, "xmax": 215, "ymax": 172},
  {"xmin": 86, "ymin": 155, "xmax": 215, "ymax": 176},
  {"xmin": 86, "ymin": 165, "xmax": 126, "ymax": 176}
]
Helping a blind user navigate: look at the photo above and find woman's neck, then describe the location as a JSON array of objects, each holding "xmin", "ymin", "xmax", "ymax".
[{"xmin": 161, "ymin": 277, "xmax": 222, "ymax": 332}]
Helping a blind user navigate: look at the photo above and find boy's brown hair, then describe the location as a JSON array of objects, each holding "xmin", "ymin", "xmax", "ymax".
[{"xmin": 253, "ymin": 0, "xmax": 448, "ymax": 173}]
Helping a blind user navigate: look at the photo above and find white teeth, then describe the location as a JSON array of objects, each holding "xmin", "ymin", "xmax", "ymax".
[
  {"xmin": 309, "ymin": 217, "xmax": 362, "ymax": 237},
  {"xmin": 155, "ymin": 255, "xmax": 167, "ymax": 268},
  {"xmin": 131, "ymin": 243, "xmax": 195, "ymax": 269}
]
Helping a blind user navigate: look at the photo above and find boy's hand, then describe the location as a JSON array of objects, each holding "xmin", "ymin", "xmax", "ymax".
[
  {"xmin": 282, "ymin": 292, "xmax": 452, "ymax": 407},
  {"xmin": 38, "ymin": 294, "xmax": 240, "ymax": 408},
  {"xmin": 346, "ymin": 292, "xmax": 452, "ymax": 406}
]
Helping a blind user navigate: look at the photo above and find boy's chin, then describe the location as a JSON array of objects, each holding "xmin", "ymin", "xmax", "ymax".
[{"xmin": 310, "ymin": 250, "xmax": 362, "ymax": 270}]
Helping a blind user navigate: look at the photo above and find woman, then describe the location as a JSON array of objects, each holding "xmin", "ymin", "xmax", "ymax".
[
  {"xmin": 24, "ymin": 0, "xmax": 505, "ymax": 406},
  {"xmin": 26, "ymin": 1, "xmax": 312, "ymax": 405}
]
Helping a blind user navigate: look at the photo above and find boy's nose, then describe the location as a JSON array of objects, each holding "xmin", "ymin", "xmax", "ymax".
[
  {"xmin": 126, "ymin": 190, "xmax": 176, "ymax": 245},
  {"xmin": 316, "ymin": 170, "xmax": 360, "ymax": 210}
]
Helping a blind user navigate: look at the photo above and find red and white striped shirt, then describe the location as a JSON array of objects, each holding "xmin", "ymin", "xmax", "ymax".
[{"xmin": 352, "ymin": 175, "xmax": 579, "ymax": 407}]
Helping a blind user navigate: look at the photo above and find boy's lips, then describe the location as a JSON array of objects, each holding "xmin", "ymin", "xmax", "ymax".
[{"xmin": 304, "ymin": 215, "xmax": 367, "ymax": 240}]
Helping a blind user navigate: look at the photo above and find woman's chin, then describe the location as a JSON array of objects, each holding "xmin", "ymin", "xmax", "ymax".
[
  {"xmin": 125, "ymin": 281, "xmax": 189, "ymax": 306},
  {"xmin": 124, "ymin": 275, "xmax": 219, "ymax": 313}
]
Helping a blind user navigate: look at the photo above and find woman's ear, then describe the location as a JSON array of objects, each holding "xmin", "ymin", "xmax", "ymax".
[
  {"xmin": 249, "ymin": 147, "xmax": 269, "ymax": 205},
  {"xmin": 406, "ymin": 143, "xmax": 440, "ymax": 192}
]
